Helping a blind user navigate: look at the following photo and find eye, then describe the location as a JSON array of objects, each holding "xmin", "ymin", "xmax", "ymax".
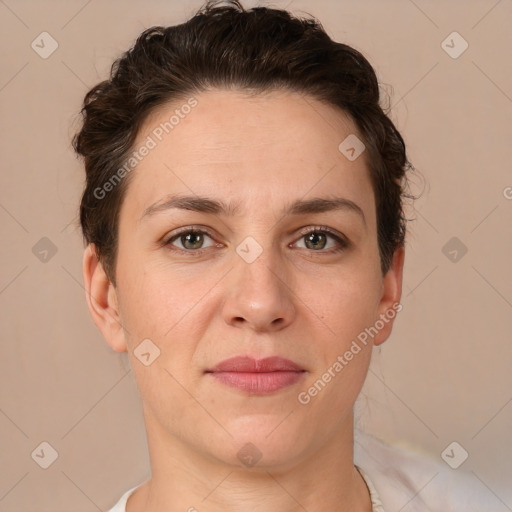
[
  {"xmin": 162, "ymin": 225, "xmax": 349, "ymax": 255},
  {"xmin": 165, "ymin": 228, "xmax": 218, "ymax": 252},
  {"xmin": 293, "ymin": 226, "xmax": 349, "ymax": 253}
]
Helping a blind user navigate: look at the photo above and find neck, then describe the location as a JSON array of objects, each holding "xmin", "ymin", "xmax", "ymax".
[{"xmin": 127, "ymin": 410, "xmax": 372, "ymax": 512}]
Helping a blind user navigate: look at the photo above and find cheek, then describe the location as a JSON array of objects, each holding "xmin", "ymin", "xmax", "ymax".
[
  {"xmin": 300, "ymin": 275, "xmax": 380, "ymax": 408},
  {"xmin": 116, "ymin": 259, "xmax": 219, "ymax": 357},
  {"xmin": 115, "ymin": 267, "xmax": 208, "ymax": 400},
  {"xmin": 318, "ymin": 269, "xmax": 381, "ymax": 343}
]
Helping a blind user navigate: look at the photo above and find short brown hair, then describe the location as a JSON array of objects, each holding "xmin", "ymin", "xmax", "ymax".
[{"xmin": 72, "ymin": 0, "xmax": 414, "ymax": 283}]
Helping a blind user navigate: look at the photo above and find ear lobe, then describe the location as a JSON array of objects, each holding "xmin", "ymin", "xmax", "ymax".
[
  {"xmin": 373, "ymin": 245, "xmax": 405, "ymax": 347},
  {"xmin": 82, "ymin": 244, "xmax": 127, "ymax": 353}
]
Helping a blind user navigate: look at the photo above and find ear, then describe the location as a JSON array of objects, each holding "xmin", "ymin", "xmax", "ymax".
[
  {"xmin": 373, "ymin": 245, "xmax": 405, "ymax": 347},
  {"xmin": 82, "ymin": 244, "xmax": 127, "ymax": 353}
]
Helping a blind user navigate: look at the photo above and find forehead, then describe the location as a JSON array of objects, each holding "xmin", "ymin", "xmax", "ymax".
[
  {"xmin": 124, "ymin": 88, "xmax": 374, "ymax": 219},
  {"xmin": 138, "ymin": 88, "xmax": 359, "ymax": 159}
]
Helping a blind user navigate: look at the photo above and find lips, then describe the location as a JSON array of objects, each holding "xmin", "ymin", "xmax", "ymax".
[
  {"xmin": 206, "ymin": 356, "xmax": 306, "ymax": 394},
  {"xmin": 209, "ymin": 356, "xmax": 304, "ymax": 373}
]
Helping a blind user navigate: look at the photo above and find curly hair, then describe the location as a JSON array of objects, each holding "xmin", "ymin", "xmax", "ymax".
[{"xmin": 72, "ymin": 0, "xmax": 414, "ymax": 283}]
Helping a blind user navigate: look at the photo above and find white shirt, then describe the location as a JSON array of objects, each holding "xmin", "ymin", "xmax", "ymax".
[
  {"xmin": 106, "ymin": 431, "xmax": 504, "ymax": 511},
  {"xmin": 107, "ymin": 468, "xmax": 384, "ymax": 512}
]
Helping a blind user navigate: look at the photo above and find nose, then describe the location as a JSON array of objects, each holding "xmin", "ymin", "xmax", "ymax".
[{"xmin": 221, "ymin": 248, "xmax": 296, "ymax": 333}]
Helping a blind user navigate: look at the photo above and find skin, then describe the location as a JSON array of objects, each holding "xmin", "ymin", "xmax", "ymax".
[{"xmin": 83, "ymin": 89, "xmax": 404, "ymax": 512}]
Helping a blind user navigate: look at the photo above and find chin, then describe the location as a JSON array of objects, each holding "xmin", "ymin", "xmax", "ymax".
[{"xmin": 215, "ymin": 418, "xmax": 311, "ymax": 471}]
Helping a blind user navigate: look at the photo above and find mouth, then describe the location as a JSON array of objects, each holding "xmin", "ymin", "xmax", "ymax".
[{"xmin": 205, "ymin": 356, "xmax": 306, "ymax": 394}]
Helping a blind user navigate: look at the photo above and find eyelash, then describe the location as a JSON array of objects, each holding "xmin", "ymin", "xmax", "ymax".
[{"xmin": 162, "ymin": 225, "xmax": 349, "ymax": 256}]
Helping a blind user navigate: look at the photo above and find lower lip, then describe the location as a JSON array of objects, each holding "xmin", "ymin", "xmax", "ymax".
[{"xmin": 209, "ymin": 371, "xmax": 305, "ymax": 394}]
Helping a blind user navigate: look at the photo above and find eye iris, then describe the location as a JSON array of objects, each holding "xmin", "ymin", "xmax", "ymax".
[
  {"xmin": 305, "ymin": 232, "xmax": 327, "ymax": 250},
  {"xmin": 182, "ymin": 232, "xmax": 204, "ymax": 249}
]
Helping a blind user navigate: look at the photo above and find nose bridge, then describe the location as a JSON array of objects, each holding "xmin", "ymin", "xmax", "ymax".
[
  {"xmin": 236, "ymin": 236, "xmax": 287, "ymax": 302},
  {"xmin": 223, "ymin": 233, "xmax": 295, "ymax": 331},
  {"xmin": 241, "ymin": 247, "xmax": 282, "ymax": 291}
]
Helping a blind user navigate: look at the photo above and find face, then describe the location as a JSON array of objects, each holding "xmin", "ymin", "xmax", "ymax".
[{"xmin": 85, "ymin": 88, "xmax": 403, "ymax": 470}]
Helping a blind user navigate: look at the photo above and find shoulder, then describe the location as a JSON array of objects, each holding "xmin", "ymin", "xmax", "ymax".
[
  {"xmin": 106, "ymin": 484, "xmax": 141, "ymax": 512},
  {"xmin": 354, "ymin": 430, "xmax": 506, "ymax": 512}
]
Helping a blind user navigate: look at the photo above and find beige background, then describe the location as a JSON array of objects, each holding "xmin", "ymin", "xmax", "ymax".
[{"xmin": 1, "ymin": 0, "xmax": 511, "ymax": 510}]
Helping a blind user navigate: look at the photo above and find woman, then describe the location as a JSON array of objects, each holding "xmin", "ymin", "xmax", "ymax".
[{"xmin": 72, "ymin": 1, "xmax": 494, "ymax": 510}]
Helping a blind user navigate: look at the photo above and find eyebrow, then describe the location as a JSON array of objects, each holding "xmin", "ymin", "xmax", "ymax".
[{"xmin": 140, "ymin": 194, "xmax": 366, "ymax": 225}]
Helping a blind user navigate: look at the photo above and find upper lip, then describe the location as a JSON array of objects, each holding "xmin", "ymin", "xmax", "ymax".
[{"xmin": 207, "ymin": 356, "xmax": 304, "ymax": 373}]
